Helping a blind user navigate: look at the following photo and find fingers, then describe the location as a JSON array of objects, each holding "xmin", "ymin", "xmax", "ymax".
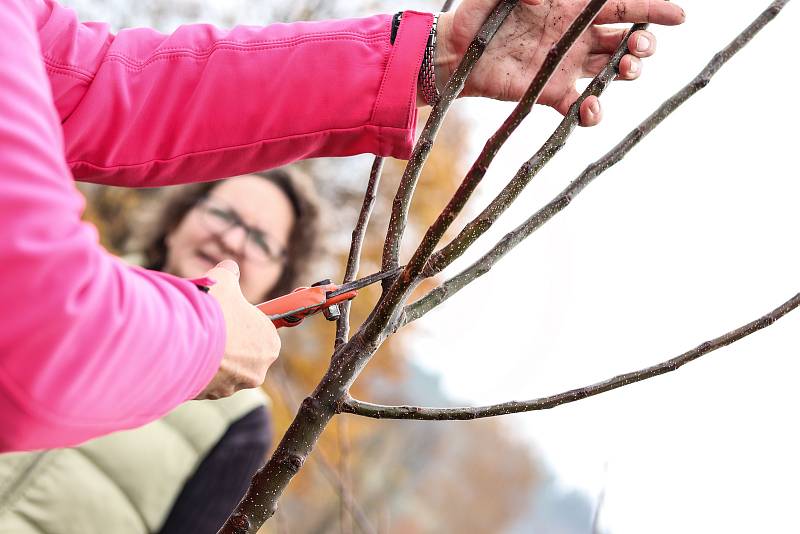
[
  {"xmin": 592, "ymin": 28, "xmax": 656, "ymax": 58},
  {"xmin": 555, "ymin": 90, "xmax": 603, "ymax": 127},
  {"xmin": 617, "ymin": 54, "xmax": 642, "ymax": 80},
  {"xmin": 628, "ymin": 30, "xmax": 656, "ymax": 57},
  {"xmin": 213, "ymin": 259, "xmax": 240, "ymax": 279},
  {"xmin": 206, "ymin": 260, "xmax": 242, "ymax": 294},
  {"xmin": 583, "ymin": 52, "xmax": 641, "ymax": 80},
  {"xmin": 584, "ymin": 53, "xmax": 613, "ymax": 75},
  {"xmin": 587, "ymin": 27, "xmax": 654, "ymax": 80},
  {"xmin": 586, "ymin": 29, "xmax": 653, "ymax": 79},
  {"xmin": 579, "ymin": 96, "xmax": 602, "ymax": 127},
  {"xmin": 596, "ymin": 1, "xmax": 685, "ymax": 26},
  {"xmin": 555, "ymin": 88, "xmax": 582, "ymax": 117}
]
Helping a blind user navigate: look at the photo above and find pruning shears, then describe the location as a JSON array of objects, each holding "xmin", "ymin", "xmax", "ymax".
[
  {"xmin": 256, "ymin": 266, "xmax": 401, "ymax": 328},
  {"xmin": 192, "ymin": 266, "xmax": 401, "ymax": 328}
]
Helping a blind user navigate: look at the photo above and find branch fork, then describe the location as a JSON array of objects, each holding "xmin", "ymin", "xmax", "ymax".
[{"xmin": 220, "ymin": 2, "xmax": 793, "ymax": 532}]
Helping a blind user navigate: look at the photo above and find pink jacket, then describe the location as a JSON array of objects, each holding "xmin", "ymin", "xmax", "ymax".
[{"xmin": 0, "ymin": 0, "xmax": 432, "ymax": 451}]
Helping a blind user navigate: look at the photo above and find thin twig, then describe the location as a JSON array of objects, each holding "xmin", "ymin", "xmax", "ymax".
[
  {"xmin": 338, "ymin": 419, "xmax": 353, "ymax": 534},
  {"xmin": 313, "ymin": 435, "xmax": 377, "ymax": 534},
  {"xmin": 404, "ymin": 0, "xmax": 613, "ymax": 284},
  {"xmin": 336, "ymin": 157, "xmax": 384, "ymax": 348},
  {"xmin": 275, "ymin": 507, "xmax": 290, "ymax": 534},
  {"xmin": 269, "ymin": 366, "xmax": 377, "ymax": 534},
  {"xmin": 372, "ymin": 0, "xmax": 612, "ymax": 340},
  {"xmin": 423, "ymin": 22, "xmax": 648, "ymax": 278},
  {"xmin": 220, "ymin": 2, "xmax": 790, "ymax": 532},
  {"xmin": 403, "ymin": 0, "xmax": 790, "ymax": 324},
  {"xmin": 343, "ymin": 291, "xmax": 800, "ymax": 420},
  {"xmin": 308, "ymin": 449, "xmax": 376, "ymax": 534},
  {"xmin": 381, "ymin": 0, "xmax": 521, "ymax": 278},
  {"xmin": 306, "ymin": 431, "xmax": 400, "ymax": 534},
  {"xmin": 591, "ymin": 463, "xmax": 609, "ymax": 534}
]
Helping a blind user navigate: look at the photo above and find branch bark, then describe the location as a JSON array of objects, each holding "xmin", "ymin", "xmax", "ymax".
[
  {"xmin": 422, "ymin": 22, "xmax": 648, "ymax": 278},
  {"xmin": 419, "ymin": 0, "xmax": 618, "ymax": 272},
  {"xmin": 381, "ymin": 0, "xmax": 521, "ymax": 277},
  {"xmin": 336, "ymin": 157, "xmax": 384, "ymax": 348},
  {"xmin": 268, "ymin": 365, "xmax": 377, "ymax": 534},
  {"xmin": 383, "ymin": 0, "xmax": 612, "ymax": 309},
  {"xmin": 220, "ymin": 2, "xmax": 790, "ymax": 532},
  {"xmin": 220, "ymin": 5, "xmax": 528, "ymax": 531},
  {"xmin": 441, "ymin": 0, "xmax": 456, "ymax": 12},
  {"xmin": 373, "ymin": 0, "xmax": 611, "ymax": 342},
  {"xmin": 403, "ymin": 0, "xmax": 790, "ymax": 324},
  {"xmin": 343, "ymin": 291, "xmax": 800, "ymax": 420}
]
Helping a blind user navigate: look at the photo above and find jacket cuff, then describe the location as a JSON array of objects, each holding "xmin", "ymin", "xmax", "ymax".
[{"xmin": 371, "ymin": 11, "xmax": 433, "ymax": 160}]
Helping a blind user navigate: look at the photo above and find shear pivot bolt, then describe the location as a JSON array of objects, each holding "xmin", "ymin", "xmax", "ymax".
[{"xmin": 323, "ymin": 304, "xmax": 341, "ymax": 321}]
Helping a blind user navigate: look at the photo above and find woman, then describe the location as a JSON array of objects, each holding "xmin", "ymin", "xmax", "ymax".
[
  {"xmin": 0, "ymin": 169, "xmax": 321, "ymax": 534},
  {"xmin": 141, "ymin": 170, "xmax": 319, "ymax": 305},
  {"xmin": 0, "ymin": 0, "xmax": 682, "ymax": 451}
]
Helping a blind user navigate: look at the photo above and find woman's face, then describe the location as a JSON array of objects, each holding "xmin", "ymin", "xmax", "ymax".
[{"xmin": 164, "ymin": 175, "xmax": 295, "ymax": 302}]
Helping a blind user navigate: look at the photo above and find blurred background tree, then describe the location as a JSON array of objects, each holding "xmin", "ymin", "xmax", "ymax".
[{"xmin": 70, "ymin": 1, "xmax": 543, "ymax": 531}]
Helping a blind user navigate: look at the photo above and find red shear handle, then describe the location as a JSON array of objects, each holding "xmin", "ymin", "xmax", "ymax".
[{"xmin": 256, "ymin": 284, "xmax": 358, "ymax": 328}]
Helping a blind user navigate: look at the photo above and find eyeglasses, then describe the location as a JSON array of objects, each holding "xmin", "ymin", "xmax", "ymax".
[{"xmin": 196, "ymin": 197, "xmax": 287, "ymax": 265}]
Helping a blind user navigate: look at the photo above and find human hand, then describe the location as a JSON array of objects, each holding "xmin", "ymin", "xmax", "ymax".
[
  {"xmin": 196, "ymin": 260, "xmax": 280, "ymax": 400},
  {"xmin": 436, "ymin": 0, "xmax": 685, "ymax": 125}
]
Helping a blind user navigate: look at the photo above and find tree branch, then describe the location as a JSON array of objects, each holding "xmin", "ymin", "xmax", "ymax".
[
  {"xmin": 591, "ymin": 463, "xmax": 609, "ymax": 534},
  {"xmin": 336, "ymin": 157, "xmax": 384, "ymax": 348},
  {"xmin": 372, "ymin": 0, "xmax": 611, "ymax": 341},
  {"xmin": 403, "ymin": 0, "xmax": 790, "ymax": 324},
  {"xmin": 380, "ymin": 0, "xmax": 520, "ymax": 277},
  {"xmin": 343, "ymin": 291, "xmax": 800, "ymax": 420},
  {"xmin": 267, "ymin": 365, "xmax": 377, "ymax": 534},
  {"xmin": 221, "ymin": 1, "xmax": 514, "ymax": 528},
  {"xmin": 312, "ymin": 453, "xmax": 376, "ymax": 534},
  {"xmin": 389, "ymin": 0, "xmax": 613, "ymax": 302},
  {"xmin": 337, "ymin": 420, "xmax": 353, "ymax": 534},
  {"xmin": 423, "ymin": 22, "xmax": 648, "ymax": 278},
  {"xmin": 220, "ymin": 2, "xmax": 790, "ymax": 532}
]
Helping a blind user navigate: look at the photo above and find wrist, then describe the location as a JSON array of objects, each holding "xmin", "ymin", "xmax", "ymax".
[
  {"xmin": 433, "ymin": 12, "xmax": 458, "ymax": 96},
  {"xmin": 410, "ymin": 12, "xmax": 459, "ymax": 107},
  {"xmin": 397, "ymin": 11, "xmax": 458, "ymax": 107}
]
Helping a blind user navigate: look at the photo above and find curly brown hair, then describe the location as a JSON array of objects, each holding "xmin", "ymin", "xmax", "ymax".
[{"xmin": 131, "ymin": 167, "xmax": 322, "ymax": 302}]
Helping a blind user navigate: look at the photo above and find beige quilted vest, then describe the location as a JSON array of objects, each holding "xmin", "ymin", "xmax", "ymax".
[{"xmin": 0, "ymin": 389, "xmax": 267, "ymax": 534}]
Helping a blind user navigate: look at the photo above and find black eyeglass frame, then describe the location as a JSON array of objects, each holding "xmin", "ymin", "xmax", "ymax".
[{"xmin": 196, "ymin": 196, "xmax": 288, "ymax": 265}]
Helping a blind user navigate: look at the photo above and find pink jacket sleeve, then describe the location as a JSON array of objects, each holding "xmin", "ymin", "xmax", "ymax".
[
  {"xmin": 0, "ymin": 0, "xmax": 431, "ymax": 452},
  {"xmin": 36, "ymin": 1, "xmax": 433, "ymax": 186}
]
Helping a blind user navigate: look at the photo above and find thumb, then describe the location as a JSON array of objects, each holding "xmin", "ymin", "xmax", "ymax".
[
  {"xmin": 205, "ymin": 259, "xmax": 241, "ymax": 287},
  {"xmin": 214, "ymin": 259, "xmax": 240, "ymax": 279}
]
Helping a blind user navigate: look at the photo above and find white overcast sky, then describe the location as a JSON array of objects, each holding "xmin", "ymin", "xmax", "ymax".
[{"xmin": 409, "ymin": 1, "xmax": 799, "ymax": 533}]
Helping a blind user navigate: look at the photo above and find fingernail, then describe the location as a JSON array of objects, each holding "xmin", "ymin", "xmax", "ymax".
[
  {"xmin": 636, "ymin": 35, "xmax": 651, "ymax": 52},
  {"xmin": 628, "ymin": 60, "xmax": 640, "ymax": 74},
  {"xmin": 589, "ymin": 99, "xmax": 600, "ymax": 116}
]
